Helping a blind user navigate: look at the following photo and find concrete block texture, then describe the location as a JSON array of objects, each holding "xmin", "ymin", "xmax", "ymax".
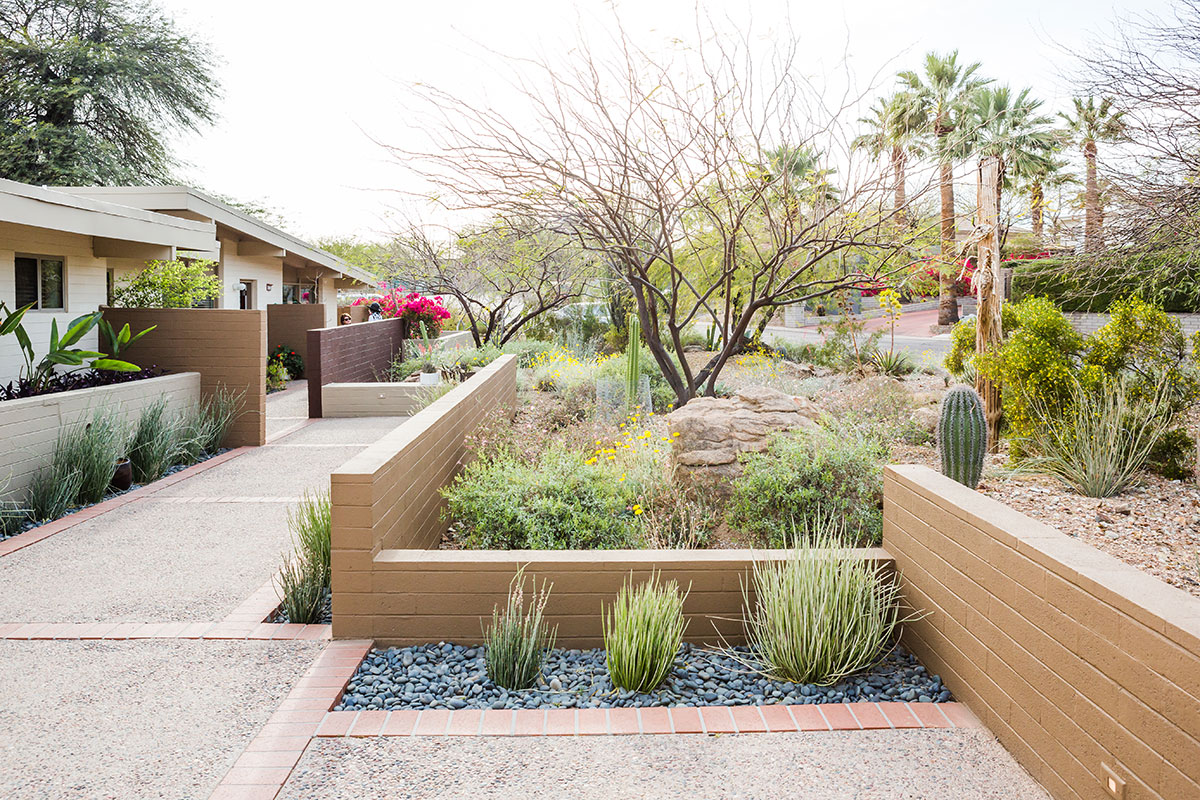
[{"xmin": 883, "ymin": 464, "xmax": 1200, "ymax": 800}]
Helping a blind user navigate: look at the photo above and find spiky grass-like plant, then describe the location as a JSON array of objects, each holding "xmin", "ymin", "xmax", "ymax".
[
  {"xmin": 288, "ymin": 490, "xmax": 331, "ymax": 587},
  {"xmin": 26, "ymin": 466, "xmax": 83, "ymax": 523},
  {"xmin": 56, "ymin": 409, "xmax": 127, "ymax": 505},
  {"xmin": 180, "ymin": 387, "xmax": 244, "ymax": 461},
  {"xmin": 483, "ymin": 568, "xmax": 557, "ymax": 690},
  {"xmin": 128, "ymin": 397, "xmax": 189, "ymax": 483},
  {"xmin": 743, "ymin": 530, "xmax": 904, "ymax": 686},
  {"xmin": 604, "ymin": 571, "xmax": 689, "ymax": 692},
  {"xmin": 275, "ymin": 554, "xmax": 327, "ymax": 624}
]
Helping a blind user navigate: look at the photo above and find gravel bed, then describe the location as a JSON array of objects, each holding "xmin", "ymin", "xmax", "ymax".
[
  {"xmin": 271, "ymin": 588, "xmax": 332, "ymax": 624},
  {"xmin": 0, "ymin": 449, "xmax": 228, "ymax": 541},
  {"xmin": 335, "ymin": 643, "xmax": 949, "ymax": 711}
]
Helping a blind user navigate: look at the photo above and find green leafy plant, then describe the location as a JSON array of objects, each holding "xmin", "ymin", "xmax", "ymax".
[
  {"xmin": 128, "ymin": 397, "xmax": 189, "ymax": 483},
  {"xmin": 604, "ymin": 571, "xmax": 689, "ymax": 692},
  {"xmin": 870, "ymin": 349, "xmax": 914, "ymax": 376},
  {"xmin": 0, "ymin": 303, "xmax": 140, "ymax": 394},
  {"xmin": 266, "ymin": 360, "xmax": 288, "ymax": 392},
  {"xmin": 178, "ymin": 387, "xmax": 244, "ymax": 461},
  {"xmin": 275, "ymin": 554, "xmax": 327, "ymax": 624},
  {"xmin": 411, "ymin": 380, "xmax": 458, "ymax": 413},
  {"xmin": 483, "ymin": 568, "xmax": 557, "ymax": 690},
  {"xmin": 98, "ymin": 319, "xmax": 156, "ymax": 360},
  {"xmin": 111, "ymin": 259, "xmax": 222, "ymax": 308},
  {"xmin": 740, "ymin": 530, "xmax": 904, "ymax": 685},
  {"xmin": 55, "ymin": 408, "xmax": 128, "ymax": 505},
  {"xmin": 269, "ymin": 344, "xmax": 304, "ymax": 378},
  {"xmin": 729, "ymin": 427, "xmax": 887, "ymax": 546},
  {"xmin": 937, "ymin": 385, "xmax": 987, "ymax": 489},
  {"xmin": 25, "ymin": 466, "xmax": 83, "ymax": 523},
  {"xmin": 288, "ymin": 490, "xmax": 332, "ymax": 586},
  {"xmin": 1020, "ymin": 377, "xmax": 1173, "ymax": 497},
  {"xmin": 1147, "ymin": 428, "xmax": 1196, "ymax": 480}
]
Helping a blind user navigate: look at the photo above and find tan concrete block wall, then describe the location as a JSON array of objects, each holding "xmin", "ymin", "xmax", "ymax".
[
  {"xmin": 0, "ymin": 372, "xmax": 200, "ymax": 501},
  {"xmin": 266, "ymin": 303, "xmax": 326, "ymax": 375},
  {"xmin": 102, "ymin": 308, "xmax": 267, "ymax": 447},
  {"xmin": 321, "ymin": 382, "xmax": 427, "ymax": 417},
  {"xmin": 883, "ymin": 465, "xmax": 1200, "ymax": 800},
  {"xmin": 346, "ymin": 548, "xmax": 892, "ymax": 648}
]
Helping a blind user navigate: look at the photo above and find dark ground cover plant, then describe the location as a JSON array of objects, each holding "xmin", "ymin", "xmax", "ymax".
[{"xmin": 0, "ymin": 365, "xmax": 163, "ymax": 402}]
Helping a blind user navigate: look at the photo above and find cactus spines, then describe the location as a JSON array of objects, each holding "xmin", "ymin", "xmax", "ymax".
[
  {"xmin": 937, "ymin": 384, "xmax": 987, "ymax": 489},
  {"xmin": 625, "ymin": 313, "xmax": 641, "ymax": 407}
]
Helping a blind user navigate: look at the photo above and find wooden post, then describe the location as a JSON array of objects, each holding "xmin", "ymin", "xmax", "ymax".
[{"xmin": 975, "ymin": 155, "xmax": 1003, "ymax": 451}]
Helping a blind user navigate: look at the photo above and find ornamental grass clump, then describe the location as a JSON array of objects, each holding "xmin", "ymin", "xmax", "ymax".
[
  {"xmin": 56, "ymin": 408, "xmax": 127, "ymax": 505},
  {"xmin": 26, "ymin": 466, "xmax": 83, "ymax": 523},
  {"xmin": 128, "ymin": 396, "xmax": 189, "ymax": 483},
  {"xmin": 276, "ymin": 554, "xmax": 327, "ymax": 624},
  {"xmin": 484, "ymin": 568, "xmax": 557, "ymax": 690},
  {"xmin": 742, "ymin": 530, "xmax": 903, "ymax": 686},
  {"xmin": 179, "ymin": 386, "xmax": 243, "ymax": 461},
  {"xmin": 288, "ymin": 490, "xmax": 332, "ymax": 585},
  {"xmin": 604, "ymin": 571, "xmax": 689, "ymax": 692}
]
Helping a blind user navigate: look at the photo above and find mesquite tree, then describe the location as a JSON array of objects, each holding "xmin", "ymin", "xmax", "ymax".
[{"xmin": 392, "ymin": 20, "xmax": 931, "ymax": 406}]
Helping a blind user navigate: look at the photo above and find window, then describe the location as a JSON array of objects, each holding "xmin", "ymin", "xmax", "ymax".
[
  {"xmin": 282, "ymin": 283, "xmax": 317, "ymax": 304},
  {"xmin": 15, "ymin": 256, "xmax": 65, "ymax": 310}
]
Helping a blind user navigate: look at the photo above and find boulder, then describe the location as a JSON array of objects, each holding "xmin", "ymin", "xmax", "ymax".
[{"xmin": 667, "ymin": 386, "xmax": 826, "ymax": 491}]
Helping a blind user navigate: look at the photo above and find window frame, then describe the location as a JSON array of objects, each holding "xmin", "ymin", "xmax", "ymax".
[{"xmin": 14, "ymin": 253, "xmax": 67, "ymax": 311}]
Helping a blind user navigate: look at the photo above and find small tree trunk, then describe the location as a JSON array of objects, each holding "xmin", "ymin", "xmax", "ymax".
[
  {"xmin": 1084, "ymin": 139, "xmax": 1100, "ymax": 251},
  {"xmin": 1030, "ymin": 181, "xmax": 1044, "ymax": 245},
  {"xmin": 975, "ymin": 156, "xmax": 1003, "ymax": 452},
  {"xmin": 937, "ymin": 155, "xmax": 959, "ymax": 326},
  {"xmin": 891, "ymin": 145, "xmax": 907, "ymax": 231}
]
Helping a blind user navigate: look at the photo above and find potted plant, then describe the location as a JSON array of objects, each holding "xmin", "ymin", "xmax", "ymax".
[{"xmin": 417, "ymin": 321, "xmax": 441, "ymax": 386}]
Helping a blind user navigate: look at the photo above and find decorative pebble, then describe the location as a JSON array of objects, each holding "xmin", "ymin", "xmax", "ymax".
[{"xmin": 333, "ymin": 643, "xmax": 950, "ymax": 711}]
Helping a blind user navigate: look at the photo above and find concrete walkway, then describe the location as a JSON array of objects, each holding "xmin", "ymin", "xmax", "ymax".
[{"xmin": 0, "ymin": 388, "xmax": 1049, "ymax": 800}]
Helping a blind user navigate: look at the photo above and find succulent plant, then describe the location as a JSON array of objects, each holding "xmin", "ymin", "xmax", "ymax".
[
  {"xmin": 625, "ymin": 313, "xmax": 641, "ymax": 407},
  {"xmin": 937, "ymin": 384, "xmax": 987, "ymax": 489}
]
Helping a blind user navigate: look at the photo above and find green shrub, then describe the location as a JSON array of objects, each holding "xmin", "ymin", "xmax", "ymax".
[
  {"xmin": 441, "ymin": 447, "xmax": 635, "ymax": 550},
  {"xmin": 604, "ymin": 571, "xmax": 688, "ymax": 692},
  {"xmin": 484, "ymin": 568, "xmax": 557, "ymax": 690},
  {"xmin": 729, "ymin": 428, "xmax": 887, "ymax": 546},
  {"xmin": 1009, "ymin": 255, "xmax": 1200, "ymax": 313},
  {"xmin": 869, "ymin": 349, "xmax": 914, "ymax": 376},
  {"xmin": 1147, "ymin": 428, "xmax": 1196, "ymax": 480},
  {"xmin": 56, "ymin": 408, "xmax": 127, "ymax": 505},
  {"xmin": 501, "ymin": 340, "xmax": 557, "ymax": 367},
  {"xmin": 288, "ymin": 490, "xmax": 332, "ymax": 586},
  {"xmin": 270, "ymin": 344, "xmax": 304, "ymax": 378},
  {"xmin": 266, "ymin": 360, "xmax": 288, "ymax": 392},
  {"xmin": 741, "ymin": 531, "xmax": 903, "ymax": 685},
  {"xmin": 942, "ymin": 304, "xmax": 1020, "ymax": 379},
  {"xmin": 179, "ymin": 387, "xmax": 243, "ymax": 460},
  {"xmin": 128, "ymin": 396, "xmax": 188, "ymax": 483},
  {"xmin": 26, "ymin": 466, "xmax": 83, "ymax": 523},
  {"xmin": 111, "ymin": 258, "xmax": 222, "ymax": 308},
  {"xmin": 275, "ymin": 554, "xmax": 327, "ymax": 624}
]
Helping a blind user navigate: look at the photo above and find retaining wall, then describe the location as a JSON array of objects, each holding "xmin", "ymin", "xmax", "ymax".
[
  {"xmin": 267, "ymin": 303, "xmax": 328, "ymax": 374},
  {"xmin": 321, "ymin": 382, "xmax": 429, "ymax": 418},
  {"xmin": 306, "ymin": 318, "xmax": 409, "ymax": 418},
  {"xmin": 0, "ymin": 372, "xmax": 200, "ymax": 501},
  {"xmin": 1064, "ymin": 311, "xmax": 1200, "ymax": 337},
  {"xmin": 884, "ymin": 464, "xmax": 1200, "ymax": 800},
  {"xmin": 102, "ymin": 307, "xmax": 266, "ymax": 446}
]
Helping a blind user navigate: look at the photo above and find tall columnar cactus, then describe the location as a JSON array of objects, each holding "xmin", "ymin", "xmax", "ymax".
[
  {"xmin": 937, "ymin": 385, "xmax": 987, "ymax": 489},
  {"xmin": 625, "ymin": 313, "xmax": 641, "ymax": 407}
]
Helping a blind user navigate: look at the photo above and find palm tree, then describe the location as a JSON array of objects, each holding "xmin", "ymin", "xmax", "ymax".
[
  {"xmin": 851, "ymin": 92, "xmax": 927, "ymax": 230},
  {"xmin": 899, "ymin": 51, "xmax": 990, "ymax": 325},
  {"xmin": 969, "ymin": 86, "xmax": 1056, "ymax": 216},
  {"xmin": 1058, "ymin": 96, "xmax": 1125, "ymax": 251},
  {"xmin": 1020, "ymin": 157, "xmax": 1075, "ymax": 245}
]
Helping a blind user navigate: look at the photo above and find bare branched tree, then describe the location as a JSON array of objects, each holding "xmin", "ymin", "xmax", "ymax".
[{"xmin": 389, "ymin": 17, "xmax": 936, "ymax": 405}]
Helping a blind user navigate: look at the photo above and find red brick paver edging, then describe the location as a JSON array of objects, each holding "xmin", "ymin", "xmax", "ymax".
[{"xmin": 0, "ymin": 447, "xmax": 251, "ymax": 558}]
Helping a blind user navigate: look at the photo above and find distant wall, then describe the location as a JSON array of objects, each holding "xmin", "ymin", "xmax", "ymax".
[
  {"xmin": 1064, "ymin": 311, "xmax": 1200, "ymax": 337},
  {"xmin": 0, "ymin": 372, "xmax": 200, "ymax": 502},
  {"xmin": 306, "ymin": 318, "xmax": 409, "ymax": 418},
  {"xmin": 321, "ymin": 383, "xmax": 428, "ymax": 418},
  {"xmin": 103, "ymin": 307, "xmax": 266, "ymax": 446},
  {"xmin": 267, "ymin": 303, "xmax": 327, "ymax": 375}
]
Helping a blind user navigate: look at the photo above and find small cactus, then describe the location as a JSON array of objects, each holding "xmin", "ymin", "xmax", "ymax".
[
  {"xmin": 937, "ymin": 385, "xmax": 987, "ymax": 489},
  {"xmin": 625, "ymin": 313, "xmax": 641, "ymax": 407}
]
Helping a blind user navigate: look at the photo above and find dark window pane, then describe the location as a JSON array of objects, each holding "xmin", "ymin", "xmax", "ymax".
[
  {"xmin": 40, "ymin": 259, "xmax": 63, "ymax": 309},
  {"xmin": 15, "ymin": 257, "xmax": 38, "ymax": 308}
]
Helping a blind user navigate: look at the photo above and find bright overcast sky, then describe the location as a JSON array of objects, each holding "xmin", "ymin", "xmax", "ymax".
[{"xmin": 156, "ymin": 0, "xmax": 1174, "ymax": 243}]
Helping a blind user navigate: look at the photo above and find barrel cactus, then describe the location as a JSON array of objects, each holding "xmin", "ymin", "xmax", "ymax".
[{"xmin": 937, "ymin": 385, "xmax": 987, "ymax": 489}]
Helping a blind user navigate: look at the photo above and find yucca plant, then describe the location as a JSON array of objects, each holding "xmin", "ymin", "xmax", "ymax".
[
  {"xmin": 275, "ymin": 554, "xmax": 328, "ymax": 624},
  {"xmin": 1020, "ymin": 377, "xmax": 1172, "ymax": 498},
  {"xmin": 128, "ymin": 397, "xmax": 189, "ymax": 483},
  {"xmin": 288, "ymin": 490, "xmax": 332, "ymax": 587},
  {"xmin": 604, "ymin": 571, "xmax": 689, "ymax": 692},
  {"xmin": 483, "ymin": 568, "xmax": 557, "ymax": 690},
  {"xmin": 56, "ymin": 409, "xmax": 127, "ymax": 505},
  {"xmin": 742, "ymin": 528, "xmax": 904, "ymax": 686}
]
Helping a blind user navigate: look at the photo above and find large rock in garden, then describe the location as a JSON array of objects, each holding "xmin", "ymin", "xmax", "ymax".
[{"xmin": 667, "ymin": 386, "xmax": 825, "ymax": 491}]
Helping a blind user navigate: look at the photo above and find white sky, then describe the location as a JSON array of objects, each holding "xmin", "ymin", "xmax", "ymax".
[{"xmin": 156, "ymin": 0, "xmax": 1173, "ymax": 243}]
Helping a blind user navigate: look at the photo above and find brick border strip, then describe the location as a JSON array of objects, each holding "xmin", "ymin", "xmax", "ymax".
[
  {"xmin": 0, "ymin": 621, "xmax": 330, "ymax": 642},
  {"xmin": 0, "ymin": 446, "xmax": 251, "ymax": 558},
  {"xmin": 312, "ymin": 700, "xmax": 981, "ymax": 738},
  {"xmin": 209, "ymin": 639, "xmax": 373, "ymax": 800}
]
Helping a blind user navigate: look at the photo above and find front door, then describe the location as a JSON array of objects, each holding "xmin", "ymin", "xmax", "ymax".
[{"xmin": 239, "ymin": 279, "xmax": 256, "ymax": 310}]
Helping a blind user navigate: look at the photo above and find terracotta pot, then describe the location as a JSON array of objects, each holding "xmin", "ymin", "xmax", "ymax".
[{"xmin": 111, "ymin": 458, "xmax": 133, "ymax": 492}]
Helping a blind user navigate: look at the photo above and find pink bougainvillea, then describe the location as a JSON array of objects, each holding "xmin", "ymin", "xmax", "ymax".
[{"xmin": 353, "ymin": 288, "xmax": 451, "ymax": 337}]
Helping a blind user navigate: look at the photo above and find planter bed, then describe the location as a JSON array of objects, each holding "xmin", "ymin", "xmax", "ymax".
[
  {"xmin": 334, "ymin": 642, "xmax": 949, "ymax": 712},
  {"xmin": 270, "ymin": 589, "xmax": 332, "ymax": 624}
]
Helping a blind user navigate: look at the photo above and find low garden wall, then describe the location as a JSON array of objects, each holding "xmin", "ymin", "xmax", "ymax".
[
  {"xmin": 321, "ymin": 383, "xmax": 429, "ymax": 417},
  {"xmin": 0, "ymin": 372, "xmax": 200, "ymax": 502},
  {"xmin": 307, "ymin": 318, "xmax": 409, "ymax": 418},
  {"xmin": 884, "ymin": 464, "xmax": 1200, "ymax": 800},
  {"xmin": 102, "ymin": 307, "xmax": 267, "ymax": 447},
  {"xmin": 267, "ymin": 303, "xmax": 328, "ymax": 372},
  {"xmin": 1064, "ymin": 311, "xmax": 1200, "ymax": 337}
]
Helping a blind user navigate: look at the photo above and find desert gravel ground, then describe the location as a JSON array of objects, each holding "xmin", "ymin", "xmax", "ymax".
[
  {"xmin": 0, "ymin": 639, "xmax": 321, "ymax": 800},
  {"xmin": 150, "ymin": 442, "xmax": 365, "ymax": 498},
  {"xmin": 0, "ymin": 498, "xmax": 295, "ymax": 622},
  {"xmin": 282, "ymin": 731, "xmax": 1048, "ymax": 800}
]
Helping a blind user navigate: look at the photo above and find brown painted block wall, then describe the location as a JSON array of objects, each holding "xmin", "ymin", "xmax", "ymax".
[
  {"xmin": 266, "ymin": 303, "xmax": 327, "ymax": 374},
  {"xmin": 102, "ymin": 307, "xmax": 266, "ymax": 447},
  {"xmin": 306, "ymin": 318, "xmax": 409, "ymax": 417},
  {"xmin": 884, "ymin": 465, "xmax": 1200, "ymax": 800}
]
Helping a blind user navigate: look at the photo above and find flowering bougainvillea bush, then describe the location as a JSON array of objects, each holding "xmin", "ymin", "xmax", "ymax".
[{"xmin": 353, "ymin": 288, "xmax": 452, "ymax": 337}]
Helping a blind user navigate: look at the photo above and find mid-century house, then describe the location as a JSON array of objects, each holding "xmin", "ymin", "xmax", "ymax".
[{"xmin": 0, "ymin": 179, "xmax": 376, "ymax": 386}]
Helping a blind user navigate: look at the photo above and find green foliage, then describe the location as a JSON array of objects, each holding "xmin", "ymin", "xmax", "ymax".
[
  {"xmin": 55, "ymin": 408, "xmax": 127, "ymax": 505},
  {"xmin": 98, "ymin": 319, "xmax": 156, "ymax": 360},
  {"xmin": 937, "ymin": 385, "xmax": 987, "ymax": 489},
  {"xmin": 410, "ymin": 380, "xmax": 458, "ymax": 413},
  {"xmin": 26, "ymin": 465, "xmax": 83, "ymax": 523},
  {"xmin": 288, "ymin": 491, "xmax": 332, "ymax": 588},
  {"xmin": 1010, "ymin": 256, "xmax": 1200, "ymax": 313},
  {"xmin": 111, "ymin": 259, "xmax": 222, "ymax": 308},
  {"xmin": 484, "ymin": 568, "xmax": 557, "ymax": 690},
  {"xmin": 275, "ymin": 555, "xmax": 327, "ymax": 625},
  {"xmin": 269, "ymin": 344, "xmax": 304, "ymax": 379},
  {"xmin": 0, "ymin": 0, "xmax": 219, "ymax": 185},
  {"xmin": 1020, "ymin": 377, "xmax": 1173, "ymax": 497},
  {"xmin": 741, "ymin": 530, "xmax": 903, "ymax": 685},
  {"xmin": 178, "ymin": 387, "xmax": 243, "ymax": 460},
  {"xmin": 870, "ymin": 349, "xmax": 914, "ymax": 376},
  {"xmin": 441, "ymin": 448, "xmax": 636, "ymax": 550},
  {"xmin": 1147, "ymin": 428, "xmax": 1196, "ymax": 480},
  {"xmin": 942, "ymin": 305, "xmax": 1020, "ymax": 380},
  {"xmin": 729, "ymin": 427, "xmax": 887, "ymax": 546},
  {"xmin": 266, "ymin": 360, "xmax": 288, "ymax": 392},
  {"xmin": 500, "ymin": 340, "xmax": 557, "ymax": 367},
  {"xmin": 625, "ymin": 313, "xmax": 642, "ymax": 407},
  {"xmin": 604, "ymin": 572, "xmax": 688, "ymax": 692},
  {"xmin": 0, "ymin": 303, "xmax": 139, "ymax": 394},
  {"xmin": 128, "ymin": 396, "xmax": 188, "ymax": 483}
]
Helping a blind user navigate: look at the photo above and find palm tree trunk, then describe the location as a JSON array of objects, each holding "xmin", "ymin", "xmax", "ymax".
[
  {"xmin": 891, "ymin": 145, "xmax": 907, "ymax": 231},
  {"xmin": 975, "ymin": 156, "xmax": 1003, "ymax": 450},
  {"xmin": 1084, "ymin": 139, "xmax": 1100, "ymax": 251},
  {"xmin": 938, "ymin": 155, "xmax": 959, "ymax": 326},
  {"xmin": 1031, "ymin": 181, "xmax": 1044, "ymax": 244}
]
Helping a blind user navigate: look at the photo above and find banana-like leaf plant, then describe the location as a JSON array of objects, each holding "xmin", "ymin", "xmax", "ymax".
[{"xmin": 0, "ymin": 303, "xmax": 143, "ymax": 394}]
